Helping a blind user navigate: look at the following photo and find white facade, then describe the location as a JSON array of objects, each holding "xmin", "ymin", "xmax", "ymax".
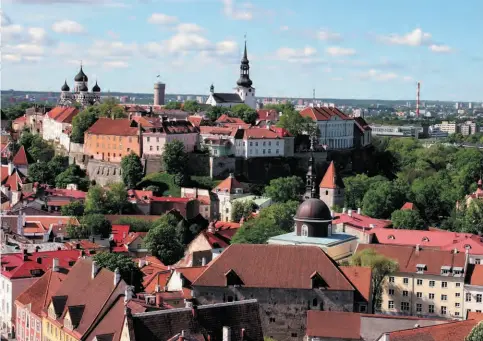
[
  {"xmin": 241, "ymin": 138, "xmax": 285, "ymax": 158},
  {"xmin": 434, "ymin": 121, "xmax": 457, "ymax": 134},
  {"xmin": 215, "ymin": 190, "xmax": 249, "ymax": 222},
  {"xmin": 42, "ymin": 116, "xmax": 65, "ymax": 142},
  {"xmin": 317, "ymin": 117, "xmax": 354, "ymax": 149},
  {"xmin": 235, "ymin": 86, "xmax": 256, "ymax": 109},
  {"xmin": 463, "ymin": 284, "xmax": 483, "ymax": 315},
  {"xmin": 143, "ymin": 132, "xmax": 198, "ymax": 156}
]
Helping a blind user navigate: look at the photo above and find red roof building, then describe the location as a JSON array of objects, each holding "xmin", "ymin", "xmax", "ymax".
[
  {"xmin": 187, "ymin": 115, "xmax": 203, "ymax": 127},
  {"xmin": 401, "ymin": 202, "xmax": 416, "ymax": 211},
  {"xmin": 256, "ymin": 109, "xmax": 279, "ymax": 122},
  {"xmin": 12, "ymin": 146, "xmax": 30, "ymax": 167},
  {"xmin": 341, "ymin": 266, "xmax": 373, "ymax": 313},
  {"xmin": 12, "ymin": 115, "xmax": 28, "ymax": 132},
  {"xmin": 212, "ymin": 173, "xmax": 244, "ymax": 195}
]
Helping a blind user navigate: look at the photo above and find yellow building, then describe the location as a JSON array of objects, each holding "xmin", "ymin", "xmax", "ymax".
[{"xmin": 357, "ymin": 244, "xmax": 468, "ymax": 319}]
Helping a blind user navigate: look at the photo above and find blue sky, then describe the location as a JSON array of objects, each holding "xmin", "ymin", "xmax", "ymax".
[{"xmin": 2, "ymin": 0, "xmax": 482, "ymax": 101}]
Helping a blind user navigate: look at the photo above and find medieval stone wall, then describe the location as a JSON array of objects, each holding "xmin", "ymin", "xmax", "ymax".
[{"xmin": 86, "ymin": 159, "xmax": 122, "ymax": 186}]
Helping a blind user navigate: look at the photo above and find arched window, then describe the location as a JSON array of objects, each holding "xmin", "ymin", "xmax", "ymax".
[
  {"xmin": 301, "ymin": 224, "xmax": 309, "ymax": 237},
  {"xmin": 312, "ymin": 298, "xmax": 318, "ymax": 307}
]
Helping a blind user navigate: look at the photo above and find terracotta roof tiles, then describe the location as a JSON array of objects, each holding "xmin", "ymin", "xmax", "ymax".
[
  {"xmin": 86, "ymin": 118, "xmax": 138, "ymax": 136},
  {"xmin": 385, "ymin": 319, "xmax": 479, "ymax": 341},
  {"xmin": 299, "ymin": 106, "xmax": 351, "ymax": 122},
  {"xmin": 319, "ymin": 161, "xmax": 344, "ymax": 189},
  {"xmin": 12, "ymin": 146, "xmax": 30, "ymax": 166},
  {"xmin": 306, "ymin": 311, "xmax": 361, "ymax": 339},
  {"xmin": 46, "ymin": 107, "xmax": 79, "ymax": 124},
  {"xmin": 340, "ymin": 266, "xmax": 372, "ymax": 302},
  {"xmin": 212, "ymin": 174, "xmax": 243, "ymax": 194},
  {"xmin": 466, "ymin": 264, "xmax": 483, "ymax": 286}
]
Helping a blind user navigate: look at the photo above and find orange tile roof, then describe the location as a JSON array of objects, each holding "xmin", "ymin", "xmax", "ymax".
[
  {"xmin": 401, "ymin": 202, "xmax": 416, "ymax": 210},
  {"xmin": 300, "ymin": 106, "xmax": 351, "ymax": 121},
  {"xmin": 242, "ymin": 127, "xmax": 281, "ymax": 139},
  {"xmin": 332, "ymin": 212, "xmax": 392, "ymax": 230},
  {"xmin": 257, "ymin": 109, "xmax": 279, "ymax": 121},
  {"xmin": 12, "ymin": 146, "xmax": 29, "ymax": 166},
  {"xmin": 46, "ymin": 107, "xmax": 79, "ymax": 124},
  {"xmin": 386, "ymin": 319, "xmax": 479, "ymax": 341},
  {"xmin": 13, "ymin": 115, "xmax": 27, "ymax": 124},
  {"xmin": 306, "ymin": 311, "xmax": 361, "ymax": 339},
  {"xmin": 193, "ymin": 244, "xmax": 355, "ymax": 290},
  {"xmin": 341, "ymin": 266, "xmax": 372, "ymax": 302},
  {"xmin": 199, "ymin": 126, "xmax": 239, "ymax": 137},
  {"xmin": 212, "ymin": 174, "xmax": 243, "ymax": 193},
  {"xmin": 216, "ymin": 114, "xmax": 245, "ymax": 124},
  {"xmin": 319, "ymin": 161, "xmax": 344, "ymax": 189},
  {"xmin": 175, "ymin": 266, "xmax": 206, "ymax": 283},
  {"xmin": 86, "ymin": 118, "xmax": 138, "ymax": 136},
  {"xmin": 143, "ymin": 270, "xmax": 171, "ymax": 293},
  {"xmin": 188, "ymin": 115, "xmax": 202, "ymax": 127},
  {"xmin": 467, "ymin": 264, "xmax": 483, "ymax": 286}
]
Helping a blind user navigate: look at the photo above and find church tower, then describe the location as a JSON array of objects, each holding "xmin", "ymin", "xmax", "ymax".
[
  {"xmin": 235, "ymin": 40, "xmax": 256, "ymax": 109},
  {"xmin": 304, "ymin": 136, "xmax": 317, "ymax": 200},
  {"xmin": 319, "ymin": 161, "xmax": 345, "ymax": 209}
]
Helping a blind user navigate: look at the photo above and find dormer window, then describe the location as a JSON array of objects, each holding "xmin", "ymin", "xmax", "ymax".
[
  {"xmin": 422, "ymin": 237, "xmax": 429, "ymax": 242},
  {"xmin": 453, "ymin": 267, "xmax": 464, "ymax": 277},
  {"xmin": 416, "ymin": 264, "xmax": 426, "ymax": 274},
  {"xmin": 225, "ymin": 269, "xmax": 244, "ymax": 287},
  {"xmin": 465, "ymin": 244, "xmax": 471, "ymax": 250},
  {"xmin": 311, "ymin": 272, "xmax": 328, "ymax": 289},
  {"xmin": 441, "ymin": 266, "xmax": 452, "ymax": 276},
  {"xmin": 388, "ymin": 235, "xmax": 395, "ymax": 240}
]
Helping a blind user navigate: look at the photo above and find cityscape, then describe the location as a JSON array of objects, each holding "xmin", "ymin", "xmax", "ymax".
[{"xmin": 2, "ymin": 1, "xmax": 483, "ymax": 341}]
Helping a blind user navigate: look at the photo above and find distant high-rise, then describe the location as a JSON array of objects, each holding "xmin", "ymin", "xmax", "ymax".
[{"xmin": 154, "ymin": 82, "xmax": 165, "ymax": 106}]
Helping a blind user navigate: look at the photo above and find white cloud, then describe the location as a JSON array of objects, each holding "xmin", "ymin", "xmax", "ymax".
[
  {"xmin": 275, "ymin": 46, "xmax": 322, "ymax": 64},
  {"xmin": 88, "ymin": 40, "xmax": 138, "ymax": 59},
  {"xmin": 402, "ymin": 76, "xmax": 414, "ymax": 82},
  {"xmin": 358, "ymin": 69, "xmax": 409, "ymax": 82},
  {"xmin": 222, "ymin": 0, "xmax": 253, "ymax": 21},
  {"xmin": 215, "ymin": 40, "xmax": 238, "ymax": 55},
  {"xmin": 104, "ymin": 60, "xmax": 129, "ymax": 68},
  {"xmin": 148, "ymin": 13, "xmax": 178, "ymax": 25},
  {"xmin": 176, "ymin": 23, "xmax": 204, "ymax": 33},
  {"xmin": 280, "ymin": 25, "xmax": 289, "ymax": 31},
  {"xmin": 429, "ymin": 44, "xmax": 452, "ymax": 53},
  {"xmin": 379, "ymin": 28, "xmax": 432, "ymax": 46},
  {"xmin": 28, "ymin": 27, "xmax": 47, "ymax": 42},
  {"xmin": 7, "ymin": 43, "xmax": 45, "ymax": 56},
  {"xmin": 3, "ymin": 54, "xmax": 22, "ymax": 62},
  {"xmin": 107, "ymin": 30, "xmax": 120, "ymax": 39},
  {"xmin": 317, "ymin": 29, "xmax": 342, "ymax": 42},
  {"xmin": 331, "ymin": 77, "xmax": 344, "ymax": 81},
  {"xmin": 326, "ymin": 46, "xmax": 356, "ymax": 57},
  {"xmin": 52, "ymin": 20, "xmax": 85, "ymax": 34},
  {"xmin": 164, "ymin": 33, "xmax": 211, "ymax": 53}
]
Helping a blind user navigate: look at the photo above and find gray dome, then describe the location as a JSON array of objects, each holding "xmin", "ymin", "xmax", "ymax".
[
  {"xmin": 75, "ymin": 66, "xmax": 88, "ymax": 82},
  {"xmin": 295, "ymin": 198, "xmax": 332, "ymax": 221}
]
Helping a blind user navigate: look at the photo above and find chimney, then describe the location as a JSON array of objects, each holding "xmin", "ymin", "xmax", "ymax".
[
  {"xmin": 180, "ymin": 330, "xmax": 186, "ymax": 341},
  {"xmin": 201, "ymin": 257, "xmax": 207, "ymax": 266},
  {"xmin": 223, "ymin": 326, "xmax": 231, "ymax": 341},
  {"xmin": 357, "ymin": 208, "xmax": 361, "ymax": 214},
  {"xmin": 124, "ymin": 286, "xmax": 133, "ymax": 303},
  {"xmin": 348, "ymin": 209, "xmax": 352, "ymax": 217},
  {"xmin": 36, "ymin": 257, "xmax": 42, "ymax": 264},
  {"xmin": 8, "ymin": 162, "xmax": 13, "ymax": 176},
  {"xmin": 114, "ymin": 267, "xmax": 121, "ymax": 286},
  {"xmin": 191, "ymin": 304, "xmax": 198, "ymax": 318},
  {"xmin": 155, "ymin": 293, "xmax": 163, "ymax": 307},
  {"xmin": 75, "ymin": 242, "xmax": 80, "ymax": 249},
  {"xmin": 23, "ymin": 248, "xmax": 28, "ymax": 261},
  {"xmin": 241, "ymin": 329, "xmax": 245, "ymax": 341},
  {"xmin": 155, "ymin": 284, "xmax": 161, "ymax": 293},
  {"xmin": 207, "ymin": 221, "xmax": 215, "ymax": 233},
  {"xmin": 138, "ymin": 258, "xmax": 146, "ymax": 268},
  {"xmin": 185, "ymin": 299, "xmax": 193, "ymax": 308},
  {"xmin": 91, "ymin": 261, "xmax": 100, "ymax": 279},
  {"xmin": 416, "ymin": 244, "xmax": 421, "ymax": 253},
  {"xmin": 342, "ymin": 207, "xmax": 347, "ymax": 214},
  {"xmin": 52, "ymin": 258, "xmax": 59, "ymax": 272}
]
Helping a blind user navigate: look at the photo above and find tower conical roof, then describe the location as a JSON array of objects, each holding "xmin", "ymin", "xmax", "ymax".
[{"xmin": 319, "ymin": 161, "xmax": 345, "ymax": 189}]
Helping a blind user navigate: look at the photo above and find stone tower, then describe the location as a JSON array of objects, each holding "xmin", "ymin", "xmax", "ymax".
[
  {"xmin": 154, "ymin": 82, "xmax": 165, "ymax": 106},
  {"xmin": 319, "ymin": 161, "xmax": 345, "ymax": 209}
]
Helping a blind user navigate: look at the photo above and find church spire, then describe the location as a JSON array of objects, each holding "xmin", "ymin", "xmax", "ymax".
[
  {"xmin": 304, "ymin": 133, "xmax": 317, "ymax": 199},
  {"xmin": 236, "ymin": 37, "xmax": 252, "ymax": 88}
]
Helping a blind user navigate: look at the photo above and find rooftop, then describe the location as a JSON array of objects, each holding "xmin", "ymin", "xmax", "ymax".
[
  {"xmin": 268, "ymin": 231, "xmax": 357, "ymax": 247},
  {"xmin": 231, "ymin": 195, "xmax": 271, "ymax": 207},
  {"xmin": 86, "ymin": 118, "xmax": 138, "ymax": 136},
  {"xmin": 299, "ymin": 106, "xmax": 351, "ymax": 122}
]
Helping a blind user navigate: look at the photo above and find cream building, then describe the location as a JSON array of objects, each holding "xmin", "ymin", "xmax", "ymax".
[
  {"xmin": 212, "ymin": 173, "xmax": 250, "ymax": 222},
  {"xmin": 357, "ymin": 244, "xmax": 468, "ymax": 319}
]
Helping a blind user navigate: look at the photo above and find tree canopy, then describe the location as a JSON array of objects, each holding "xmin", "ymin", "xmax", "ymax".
[
  {"xmin": 390, "ymin": 209, "xmax": 425, "ymax": 230},
  {"xmin": 182, "ymin": 100, "xmax": 202, "ymax": 113},
  {"xmin": 229, "ymin": 104, "xmax": 258, "ymax": 124},
  {"xmin": 19, "ymin": 131, "xmax": 55, "ymax": 162},
  {"xmin": 276, "ymin": 106, "xmax": 317, "ymax": 136},
  {"xmin": 145, "ymin": 214, "xmax": 185, "ymax": 265},
  {"xmin": 231, "ymin": 200, "xmax": 256, "ymax": 222},
  {"xmin": 121, "ymin": 153, "xmax": 144, "ymax": 189},
  {"xmin": 92, "ymin": 252, "xmax": 144, "ymax": 291},
  {"xmin": 164, "ymin": 102, "xmax": 182, "ymax": 110},
  {"xmin": 264, "ymin": 176, "xmax": 304, "ymax": 203},
  {"xmin": 361, "ymin": 179, "xmax": 408, "ymax": 219},
  {"xmin": 205, "ymin": 106, "xmax": 225, "ymax": 121},
  {"xmin": 29, "ymin": 155, "xmax": 70, "ymax": 186},
  {"xmin": 55, "ymin": 164, "xmax": 89, "ymax": 190},
  {"xmin": 71, "ymin": 107, "xmax": 98, "ymax": 143},
  {"xmin": 61, "ymin": 201, "xmax": 85, "ymax": 217},
  {"xmin": 466, "ymin": 322, "xmax": 483, "ymax": 341},
  {"xmin": 163, "ymin": 140, "xmax": 188, "ymax": 175}
]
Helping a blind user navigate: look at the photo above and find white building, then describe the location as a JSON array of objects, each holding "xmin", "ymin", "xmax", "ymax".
[
  {"xmin": 299, "ymin": 106, "xmax": 354, "ymax": 149},
  {"xmin": 212, "ymin": 174, "xmax": 250, "ymax": 222},
  {"xmin": 42, "ymin": 107, "xmax": 79, "ymax": 143},
  {"xmin": 434, "ymin": 121, "xmax": 457, "ymax": 134},
  {"xmin": 463, "ymin": 264, "xmax": 483, "ymax": 316},
  {"xmin": 237, "ymin": 126, "xmax": 294, "ymax": 159},
  {"xmin": 206, "ymin": 41, "xmax": 256, "ymax": 110}
]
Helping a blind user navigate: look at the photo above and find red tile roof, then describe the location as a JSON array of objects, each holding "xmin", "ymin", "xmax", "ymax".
[
  {"xmin": 306, "ymin": 311, "xmax": 361, "ymax": 339},
  {"xmin": 340, "ymin": 266, "xmax": 372, "ymax": 302},
  {"xmin": 111, "ymin": 224, "xmax": 131, "ymax": 243},
  {"xmin": 401, "ymin": 202, "xmax": 416, "ymax": 210},
  {"xmin": 143, "ymin": 270, "xmax": 171, "ymax": 293},
  {"xmin": 385, "ymin": 319, "xmax": 479, "ymax": 341},
  {"xmin": 12, "ymin": 146, "xmax": 29, "ymax": 166},
  {"xmin": 216, "ymin": 114, "xmax": 245, "ymax": 124},
  {"xmin": 131, "ymin": 115, "xmax": 162, "ymax": 128},
  {"xmin": 467, "ymin": 264, "xmax": 483, "ymax": 286},
  {"xmin": 242, "ymin": 127, "xmax": 282, "ymax": 139},
  {"xmin": 356, "ymin": 244, "xmax": 467, "ymax": 275},
  {"xmin": 150, "ymin": 196, "xmax": 192, "ymax": 203},
  {"xmin": 13, "ymin": 115, "xmax": 27, "ymax": 124},
  {"xmin": 1, "ymin": 167, "xmax": 27, "ymax": 190},
  {"xmin": 199, "ymin": 126, "xmax": 239, "ymax": 137},
  {"xmin": 128, "ymin": 189, "xmax": 153, "ymax": 204},
  {"xmin": 46, "ymin": 107, "xmax": 79, "ymax": 124},
  {"xmin": 212, "ymin": 174, "xmax": 244, "ymax": 194},
  {"xmin": 46, "ymin": 188, "xmax": 87, "ymax": 200},
  {"xmin": 86, "ymin": 118, "xmax": 138, "ymax": 136},
  {"xmin": 1, "ymin": 250, "xmax": 80, "ymax": 279},
  {"xmin": 83, "ymin": 295, "xmax": 126, "ymax": 341},
  {"xmin": 319, "ymin": 161, "xmax": 343, "ymax": 189},
  {"xmin": 16, "ymin": 269, "xmax": 68, "ymax": 316},
  {"xmin": 188, "ymin": 115, "xmax": 202, "ymax": 127},
  {"xmin": 354, "ymin": 117, "xmax": 371, "ymax": 132},
  {"xmin": 299, "ymin": 106, "xmax": 351, "ymax": 121},
  {"xmin": 332, "ymin": 212, "xmax": 391, "ymax": 230},
  {"xmin": 193, "ymin": 244, "xmax": 355, "ymax": 290},
  {"xmin": 175, "ymin": 266, "xmax": 207, "ymax": 283},
  {"xmin": 257, "ymin": 109, "xmax": 279, "ymax": 121}
]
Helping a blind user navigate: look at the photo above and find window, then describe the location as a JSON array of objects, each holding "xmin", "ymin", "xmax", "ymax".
[
  {"xmin": 456, "ymin": 293, "xmax": 461, "ymax": 297},
  {"xmin": 276, "ymin": 149, "xmax": 279, "ymax": 154},
  {"xmin": 456, "ymin": 283, "xmax": 461, "ymax": 287},
  {"xmin": 417, "ymin": 292, "xmax": 422, "ymax": 298},
  {"xmin": 263, "ymin": 141, "xmax": 266, "ymax": 146},
  {"xmin": 441, "ymin": 295, "xmax": 447, "ymax": 301},
  {"xmin": 477, "ymin": 294, "xmax": 482, "ymax": 303},
  {"xmin": 429, "ymin": 305, "xmax": 435, "ymax": 313},
  {"xmin": 301, "ymin": 224, "xmax": 309, "ymax": 237},
  {"xmin": 417, "ymin": 279, "xmax": 423, "ymax": 285},
  {"xmin": 268, "ymin": 141, "xmax": 271, "ymax": 146},
  {"xmin": 442, "ymin": 282, "xmax": 448, "ymax": 288},
  {"xmin": 269, "ymin": 318, "xmax": 275, "ymax": 323},
  {"xmin": 389, "ymin": 277, "xmax": 395, "ymax": 283},
  {"xmin": 388, "ymin": 301, "xmax": 394, "ymax": 309},
  {"xmin": 389, "ymin": 289, "xmax": 394, "ymax": 295},
  {"xmin": 157, "ymin": 146, "xmax": 160, "ymax": 151},
  {"xmin": 455, "ymin": 312, "xmax": 460, "ymax": 316},
  {"xmin": 312, "ymin": 298, "xmax": 318, "ymax": 307},
  {"xmin": 291, "ymin": 333, "xmax": 297, "ymax": 338},
  {"xmin": 416, "ymin": 303, "xmax": 422, "ymax": 312},
  {"xmin": 250, "ymin": 142, "xmax": 253, "ymax": 146},
  {"xmin": 429, "ymin": 293, "xmax": 435, "ymax": 299},
  {"xmin": 127, "ymin": 148, "xmax": 130, "ymax": 152},
  {"xmin": 268, "ymin": 149, "xmax": 271, "ymax": 154},
  {"xmin": 403, "ymin": 291, "xmax": 409, "ymax": 297},
  {"xmin": 255, "ymin": 142, "xmax": 258, "ymax": 146},
  {"xmin": 401, "ymin": 302, "xmax": 410, "ymax": 311},
  {"xmin": 147, "ymin": 137, "xmax": 150, "ymax": 142},
  {"xmin": 441, "ymin": 306, "xmax": 447, "ymax": 315},
  {"xmin": 476, "ymin": 259, "xmax": 481, "ymax": 264},
  {"xmin": 403, "ymin": 278, "xmax": 409, "ymax": 285},
  {"xmin": 359, "ymin": 305, "xmax": 367, "ymax": 313},
  {"xmin": 466, "ymin": 293, "xmax": 472, "ymax": 302},
  {"xmin": 149, "ymin": 146, "xmax": 153, "ymax": 151},
  {"xmin": 455, "ymin": 302, "xmax": 460, "ymax": 307},
  {"xmin": 429, "ymin": 280, "xmax": 435, "ymax": 287}
]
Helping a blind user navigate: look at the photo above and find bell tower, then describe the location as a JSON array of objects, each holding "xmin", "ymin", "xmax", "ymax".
[
  {"xmin": 304, "ymin": 134, "xmax": 317, "ymax": 200},
  {"xmin": 235, "ymin": 38, "xmax": 256, "ymax": 109}
]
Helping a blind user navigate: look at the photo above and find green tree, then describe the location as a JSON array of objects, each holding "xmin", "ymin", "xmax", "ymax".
[
  {"xmin": 163, "ymin": 140, "xmax": 188, "ymax": 175},
  {"xmin": 28, "ymin": 162, "xmax": 53, "ymax": 184},
  {"xmin": 71, "ymin": 107, "xmax": 98, "ymax": 143},
  {"xmin": 276, "ymin": 108, "xmax": 315, "ymax": 136},
  {"xmin": 106, "ymin": 182, "xmax": 129, "ymax": 214},
  {"xmin": 85, "ymin": 185, "xmax": 109, "ymax": 214},
  {"xmin": 229, "ymin": 104, "xmax": 258, "ymax": 124},
  {"xmin": 97, "ymin": 97, "xmax": 126, "ymax": 119},
  {"xmin": 67, "ymin": 223, "xmax": 88, "ymax": 239},
  {"xmin": 390, "ymin": 209, "xmax": 424, "ymax": 230},
  {"xmin": 175, "ymin": 219, "xmax": 202, "ymax": 246},
  {"xmin": 114, "ymin": 216, "xmax": 154, "ymax": 232},
  {"xmin": 60, "ymin": 201, "xmax": 85, "ymax": 217},
  {"xmin": 26, "ymin": 135, "xmax": 54, "ymax": 162},
  {"xmin": 350, "ymin": 248, "xmax": 399, "ymax": 313},
  {"xmin": 231, "ymin": 200, "xmax": 255, "ymax": 222},
  {"xmin": 362, "ymin": 180, "xmax": 407, "ymax": 219},
  {"xmin": 466, "ymin": 322, "xmax": 483, "ymax": 341},
  {"xmin": 231, "ymin": 217, "xmax": 285, "ymax": 244},
  {"xmin": 460, "ymin": 200, "xmax": 483, "ymax": 234},
  {"xmin": 164, "ymin": 102, "xmax": 182, "ymax": 110},
  {"xmin": 257, "ymin": 200, "xmax": 299, "ymax": 232},
  {"xmin": 121, "ymin": 153, "xmax": 144, "ymax": 188},
  {"xmin": 145, "ymin": 214, "xmax": 185, "ymax": 265},
  {"xmin": 55, "ymin": 164, "xmax": 89, "ymax": 190},
  {"xmin": 205, "ymin": 106, "xmax": 225, "ymax": 121},
  {"xmin": 93, "ymin": 252, "xmax": 144, "ymax": 291},
  {"xmin": 80, "ymin": 214, "xmax": 112, "ymax": 238},
  {"xmin": 344, "ymin": 174, "xmax": 387, "ymax": 210},
  {"xmin": 264, "ymin": 176, "xmax": 304, "ymax": 203},
  {"xmin": 182, "ymin": 100, "xmax": 201, "ymax": 113},
  {"xmin": 145, "ymin": 185, "xmax": 161, "ymax": 195}
]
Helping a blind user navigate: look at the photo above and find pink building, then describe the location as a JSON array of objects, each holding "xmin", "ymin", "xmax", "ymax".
[{"xmin": 142, "ymin": 120, "xmax": 198, "ymax": 156}]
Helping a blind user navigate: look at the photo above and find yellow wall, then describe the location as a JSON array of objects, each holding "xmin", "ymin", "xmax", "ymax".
[
  {"xmin": 379, "ymin": 273, "xmax": 464, "ymax": 319},
  {"xmin": 42, "ymin": 317, "xmax": 78, "ymax": 341}
]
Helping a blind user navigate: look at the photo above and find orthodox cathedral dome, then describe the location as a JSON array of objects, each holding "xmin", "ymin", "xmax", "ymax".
[
  {"xmin": 75, "ymin": 66, "xmax": 88, "ymax": 82},
  {"xmin": 92, "ymin": 81, "xmax": 101, "ymax": 92},
  {"xmin": 61, "ymin": 80, "xmax": 70, "ymax": 92}
]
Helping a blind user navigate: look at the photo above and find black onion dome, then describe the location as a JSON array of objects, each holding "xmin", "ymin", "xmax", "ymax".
[
  {"xmin": 92, "ymin": 81, "xmax": 101, "ymax": 92},
  {"xmin": 74, "ymin": 66, "xmax": 88, "ymax": 82},
  {"xmin": 237, "ymin": 75, "xmax": 253, "ymax": 87},
  {"xmin": 79, "ymin": 82, "xmax": 88, "ymax": 92},
  {"xmin": 295, "ymin": 198, "xmax": 332, "ymax": 221},
  {"xmin": 61, "ymin": 80, "xmax": 70, "ymax": 92}
]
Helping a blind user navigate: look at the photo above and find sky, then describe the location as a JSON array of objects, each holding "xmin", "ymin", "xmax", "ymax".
[{"xmin": 2, "ymin": 0, "xmax": 483, "ymax": 101}]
